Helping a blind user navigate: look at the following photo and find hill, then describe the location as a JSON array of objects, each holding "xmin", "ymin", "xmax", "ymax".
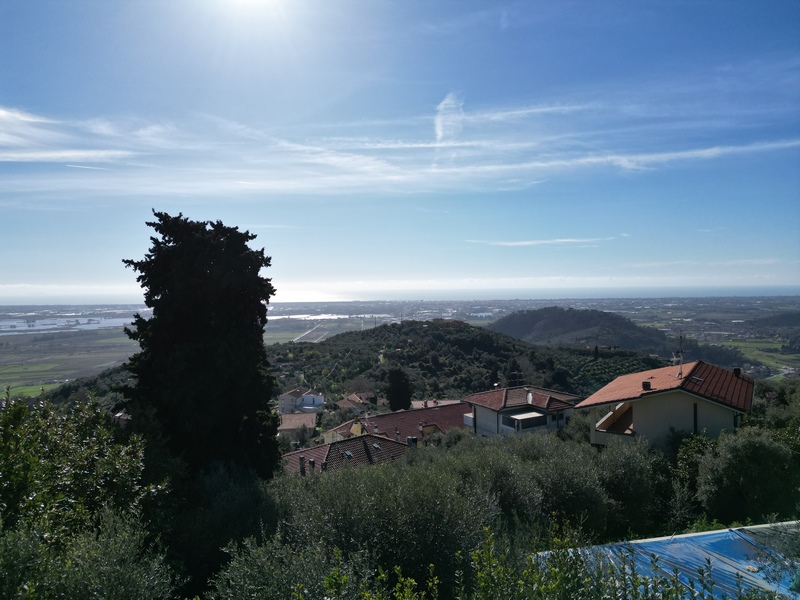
[
  {"xmin": 487, "ymin": 307, "xmax": 748, "ymax": 369},
  {"xmin": 487, "ymin": 306, "xmax": 671, "ymax": 354},
  {"xmin": 268, "ymin": 319, "xmax": 664, "ymax": 400},
  {"xmin": 50, "ymin": 319, "xmax": 666, "ymax": 407},
  {"xmin": 747, "ymin": 311, "xmax": 800, "ymax": 329}
]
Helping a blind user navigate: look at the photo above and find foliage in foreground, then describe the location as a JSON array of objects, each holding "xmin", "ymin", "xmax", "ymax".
[
  {"xmin": 212, "ymin": 527, "xmax": 788, "ymax": 600},
  {"xmin": 0, "ymin": 509, "xmax": 175, "ymax": 600},
  {"xmin": 0, "ymin": 396, "xmax": 175, "ymax": 599}
]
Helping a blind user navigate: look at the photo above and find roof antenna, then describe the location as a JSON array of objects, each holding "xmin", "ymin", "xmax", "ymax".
[{"xmin": 672, "ymin": 332, "xmax": 684, "ymax": 379}]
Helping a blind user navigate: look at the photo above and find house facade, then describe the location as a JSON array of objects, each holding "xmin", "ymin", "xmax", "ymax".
[
  {"xmin": 576, "ymin": 360, "xmax": 753, "ymax": 447},
  {"xmin": 277, "ymin": 411, "xmax": 318, "ymax": 439},
  {"xmin": 278, "ymin": 389, "xmax": 325, "ymax": 414},
  {"xmin": 462, "ymin": 386, "xmax": 582, "ymax": 437}
]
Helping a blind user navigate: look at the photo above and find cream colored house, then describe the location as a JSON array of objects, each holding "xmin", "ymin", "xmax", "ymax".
[
  {"xmin": 278, "ymin": 389, "xmax": 325, "ymax": 414},
  {"xmin": 462, "ymin": 386, "xmax": 582, "ymax": 437},
  {"xmin": 576, "ymin": 361, "xmax": 753, "ymax": 447}
]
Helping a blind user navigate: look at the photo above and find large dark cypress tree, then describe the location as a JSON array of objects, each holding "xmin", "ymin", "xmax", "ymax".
[
  {"xmin": 121, "ymin": 211, "xmax": 279, "ymax": 477},
  {"xmin": 386, "ymin": 366, "xmax": 413, "ymax": 412}
]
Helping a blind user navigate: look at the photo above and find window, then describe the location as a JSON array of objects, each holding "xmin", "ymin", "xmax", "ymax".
[{"xmin": 520, "ymin": 415, "xmax": 547, "ymax": 429}]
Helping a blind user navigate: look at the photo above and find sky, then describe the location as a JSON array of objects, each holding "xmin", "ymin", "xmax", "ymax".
[{"xmin": 1, "ymin": 0, "xmax": 799, "ymax": 304}]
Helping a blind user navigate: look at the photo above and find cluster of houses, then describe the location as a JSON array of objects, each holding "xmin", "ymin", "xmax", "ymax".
[{"xmin": 282, "ymin": 360, "xmax": 754, "ymax": 475}]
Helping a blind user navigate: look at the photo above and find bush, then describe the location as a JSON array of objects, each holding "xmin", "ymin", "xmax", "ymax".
[
  {"xmin": 267, "ymin": 458, "xmax": 494, "ymax": 596},
  {"xmin": 0, "ymin": 399, "xmax": 155, "ymax": 539},
  {"xmin": 697, "ymin": 427, "xmax": 798, "ymax": 523},
  {"xmin": 0, "ymin": 509, "xmax": 175, "ymax": 600},
  {"xmin": 597, "ymin": 437, "xmax": 669, "ymax": 537}
]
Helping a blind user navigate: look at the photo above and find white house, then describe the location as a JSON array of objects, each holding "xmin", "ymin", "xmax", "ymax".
[
  {"xmin": 278, "ymin": 388, "xmax": 325, "ymax": 414},
  {"xmin": 462, "ymin": 386, "xmax": 582, "ymax": 437},
  {"xmin": 576, "ymin": 360, "xmax": 753, "ymax": 447}
]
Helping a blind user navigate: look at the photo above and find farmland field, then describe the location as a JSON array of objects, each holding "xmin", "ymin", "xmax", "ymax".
[
  {"xmin": 719, "ymin": 339, "xmax": 800, "ymax": 371},
  {"xmin": 0, "ymin": 329, "xmax": 138, "ymax": 396}
]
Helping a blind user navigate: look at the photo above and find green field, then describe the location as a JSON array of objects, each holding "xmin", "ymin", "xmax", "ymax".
[
  {"xmin": 719, "ymin": 339, "xmax": 800, "ymax": 371},
  {"xmin": 0, "ymin": 329, "xmax": 139, "ymax": 397}
]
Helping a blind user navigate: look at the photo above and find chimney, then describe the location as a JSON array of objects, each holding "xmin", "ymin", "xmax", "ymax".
[
  {"xmin": 309, "ymin": 458, "xmax": 315, "ymax": 474},
  {"xmin": 374, "ymin": 423, "xmax": 379, "ymax": 434},
  {"xmin": 299, "ymin": 455, "xmax": 306, "ymax": 476},
  {"xmin": 395, "ymin": 427, "xmax": 400, "ymax": 441},
  {"xmin": 418, "ymin": 421, "xmax": 423, "ymax": 434},
  {"xmin": 642, "ymin": 380, "xmax": 651, "ymax": 391},
  {"xmin": 321, "ymin": 461, "xmax": 328, "ymax": 472},
  {"xmin": 733, "ymin": 367, "xmax": 741, "ymax": 377},
  {"xmin": 527, "ymin": 391, "xmax": 533, "ymax": 404}
]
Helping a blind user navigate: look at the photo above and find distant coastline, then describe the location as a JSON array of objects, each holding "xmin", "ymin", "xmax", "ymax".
[{"xmin": 1, "ymin": 285, "xmax": 799, "ymax": 307}]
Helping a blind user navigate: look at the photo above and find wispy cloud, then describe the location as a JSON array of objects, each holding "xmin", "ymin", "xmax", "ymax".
[
  {"xmin": 465, "ymin": 103, "xmax": 589, "ymax": 124},
  {"xmin": 1, "ymin": 95, "xmax": 798, "ymax": 199},
  {"xmin": 435, "ymin": 92, "xmax": 464, "ymax": 144},
  {"xmin": 628, "ymin": 258, "xmax": 780, "ymax": 268},
  {"xmin": 65, "ymin": 164, "xmax": 114, "ymax": 170},
  {"xmin": 467, "ymin": 237, "xmax": 617, "ymax": 247},
  {"xmin": 0, "ymin": 149, "xmax": 137, "ymax": 162}
]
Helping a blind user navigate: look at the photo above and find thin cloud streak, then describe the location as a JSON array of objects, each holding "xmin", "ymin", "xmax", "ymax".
[
  {"xmin": 629, "ymin": 258, "xmax": 780, "ymax": 268},
  {"xmin": 467, "ymin": 237, "xmax": 617, "ymax": 247},
  {"xmin": 0, "ymin": 149, "xmax": 137, "ymax": 162}
]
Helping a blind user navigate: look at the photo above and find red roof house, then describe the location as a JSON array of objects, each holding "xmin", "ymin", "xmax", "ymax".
[
  {"xmin": 322, "ymin": 402, "xmax": 471, "ymax": 444},
  {"xmin": 462, "ymin": 386, "xmax": 582, "ymax": 437},
  {"xmin": 283, "ymin": 434, "xmax": 409, "ymax": 475},
  {"xmin": 576, "ymin": 360, "xmax": 753, "ymax": 446}
]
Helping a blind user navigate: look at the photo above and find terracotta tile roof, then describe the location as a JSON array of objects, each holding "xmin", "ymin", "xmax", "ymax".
[
  {"xmin": 282, "ymin": 434, "xmax": 409, "ymax": 474},
  {"xmin": 326, "ymin": 402, "xmax": 470, "ymax": 441},
  {"xmin": 576, "ymin": 361, "xmax": 753, "ymax": 413},
  {"xmin": 463, "ymin": 386, "xmax": 582, "ymax": 413},
  {"xmin": 278, "ymin": 412, "xmax": 318, "ymax": 432}
]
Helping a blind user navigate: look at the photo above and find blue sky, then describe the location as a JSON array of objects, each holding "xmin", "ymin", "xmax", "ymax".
[{"xmin": 1, "ymin": 0, "xmax": 799, "ymax": 304}]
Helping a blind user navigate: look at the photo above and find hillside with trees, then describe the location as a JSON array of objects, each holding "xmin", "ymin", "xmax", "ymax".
[
  {"xmin": 268, "ymin": 318, "xmax": 665, "ymax": 402},
  {"xmin": 488, "ymin": 306, "xmax": 748, "ymax": 369}
]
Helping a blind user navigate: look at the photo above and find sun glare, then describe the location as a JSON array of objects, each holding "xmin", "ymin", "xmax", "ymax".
[{"xmin": 227, "ymin": 0, "xmax": 287, "ymax": 21}]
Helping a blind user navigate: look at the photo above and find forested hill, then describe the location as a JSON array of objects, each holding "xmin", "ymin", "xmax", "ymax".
[
  {"xmin": 487, "ymin": 307, "xmax": 747, "ymax": 368},
  {"xmin": 269, "ymin": 319, "xmax": 664, "ymax": 400},
  {"xmin": 747, "ymin": 311, "xmax": 800, "ymax": 328},
  {"xmin": 488, "ymin": 306, "xmax": 670, "ymax": 354}
]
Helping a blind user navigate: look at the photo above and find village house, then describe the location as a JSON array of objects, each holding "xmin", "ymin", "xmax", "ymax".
[
  {"xmin": 576, "ymin": 360, "xmax": 753, "ymax": 447},
  {"xmin": 283, "ymin": 434, "xmax": 409, "ymax": 475},
  {"xmin": 277, "ymin": 411, "xmax": 318, "ymax": 440},
  {"xmin": 335, "ymin": 391, "xmax": 377, "ymax": 414},
  {"xmin": 462, "ymin": 385, "xmax": 583, "ymax": 437},
  {"xmin": 277, "ymin": 388, "xmax": 325, "ymax": 414},
  {"xmin": 322, "ymin": 402, "xmax": 469, "ymax": 444}
]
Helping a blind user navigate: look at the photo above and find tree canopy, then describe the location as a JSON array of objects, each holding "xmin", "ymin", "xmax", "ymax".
[
  {"xmin": 386, "ymin": 366, "xmax": 412, "ymax": 411},
  {"xmin": 121, "ymin": 211, "xmax": 279, "ymax": 476}
]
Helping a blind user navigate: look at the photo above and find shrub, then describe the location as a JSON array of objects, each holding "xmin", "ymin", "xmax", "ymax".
[{"xmin": 697, "ymin": 427, "xmax": 798, "ymax": 523}]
